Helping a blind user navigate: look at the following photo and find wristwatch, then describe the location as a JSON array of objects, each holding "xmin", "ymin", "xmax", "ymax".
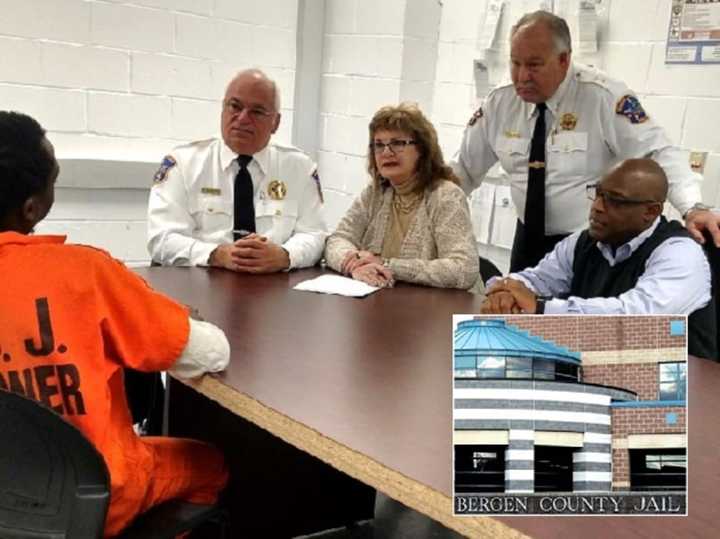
[
  {"xmin": 683, "ymin": 202, "xmax": 714, "ymax": 219},
  {"xmin": 535, "ymin": 296, "xmax": 552, "ymax": 315}
]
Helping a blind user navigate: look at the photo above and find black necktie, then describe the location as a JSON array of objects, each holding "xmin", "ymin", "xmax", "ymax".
[
  {"xmin": 233, "ymin": 155, "xmax": 255, "ymax": 240},
  {"xmin": 524, "ymin": 102, "xmax": 547, "ymax": 248}
]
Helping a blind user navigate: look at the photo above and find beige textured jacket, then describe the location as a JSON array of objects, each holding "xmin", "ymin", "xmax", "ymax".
[{"xmin": 325, "ymin": 179, "xmax": 480, "ymax": 290}]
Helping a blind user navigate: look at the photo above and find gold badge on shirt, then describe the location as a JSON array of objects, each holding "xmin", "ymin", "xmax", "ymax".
[
  {"xmin": 268, "ymin": 180, "xmax": 287, "ymax": 200},
  {"xmin": 560, "ymin": 113, "xmax": 578, "ymax": 131}
]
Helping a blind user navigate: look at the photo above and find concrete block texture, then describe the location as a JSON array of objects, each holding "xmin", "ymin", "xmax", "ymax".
[
  {"xmin": 90, "ymin": 2, "xmax": 173, "ymax": 53},
  {"xmin": 132, "ymin": 53, "xmax": 214, "ymax": 100},
  {"xmin": 0, "ymin": 0, "xmax": 90, "ymax": 42},
  {"xmin": 214, "ymin": 0, "xmax": 298, "ymax": 28},
  {"xmin": 0, "ymin": 84, "xmax": 85, "ymax": 131},
  {"xmin": 88, "ymin": 92, "xmax": 171, "ymax": 138},
  {"xmin": 1, "ymin": 0, "xmax": 719, "ymax": 264},
  {"xmin": 102, "ymin": 0, "xmax": 213, "ymax": 16}
]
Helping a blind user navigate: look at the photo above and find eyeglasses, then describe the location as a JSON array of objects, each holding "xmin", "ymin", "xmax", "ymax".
[
  {"xmin": 586, "ymin": 184, "xmax": 662, "ymax": 208},
  {"xmin": 370, "ymin": 139, "xmax": 417, "ymax": 154},
  {"xmin": 223, "ymin": 99, "xmax": 275, "ymax": 121}
]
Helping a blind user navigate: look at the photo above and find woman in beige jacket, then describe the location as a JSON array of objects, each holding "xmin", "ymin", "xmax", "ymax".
[{"xmin": 324, "ymin": 103, "xmax": 480, "ymax": 290}]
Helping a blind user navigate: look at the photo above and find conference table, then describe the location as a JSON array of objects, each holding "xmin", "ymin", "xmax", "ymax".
[{"xmin": 136, "ymin": 267, "xmax": 720, "ymax": 539}]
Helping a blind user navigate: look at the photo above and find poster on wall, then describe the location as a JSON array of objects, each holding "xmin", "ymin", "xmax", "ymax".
[{"xmin": 665, "ymin": 0, "xmax": 720, "ymax": 64}]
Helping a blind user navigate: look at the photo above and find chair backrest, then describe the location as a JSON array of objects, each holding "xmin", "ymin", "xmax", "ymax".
[
  {"xmin": 0, "ymin": 389, "xmax": 110, "ymax": 539},
  {"xmin": 702, "ymin": 230, "xmax": 720, "ymax": 361},
  {"xmin": 478, "ymin": 256, "xmax": 502, "ymax": 282}
]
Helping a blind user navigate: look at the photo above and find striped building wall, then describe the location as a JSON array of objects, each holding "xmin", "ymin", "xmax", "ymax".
[
  {"xmin": 575, "ymin": 431, "xmax": 614, "ymax": 492},
  {"xmin": 454, "ymin": 380, "xmax": 635, "ymax": 493},
  {"xmin": 454, "ymin": 316, "xmax": 687, "ymax": 494},
  {"xmin": 506, "ymin": 429, "xmax": 533, "ymax": 493}
]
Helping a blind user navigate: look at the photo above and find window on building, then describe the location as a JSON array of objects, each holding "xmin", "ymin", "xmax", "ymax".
[
  {"xmin": 506, "ymin": 356, "xmax": 532, "ymax": 378},
  {"xmin": 454, "ymin": 445, "xmax": 506, "ymax": 493},
  {"xmin": 476, "ymin": 356, "xmax": 505, "ymax": 378},
  {"xmin": 454, "ymin": 353, "xmax": 477, "ymax": 378},
  {"xmin": 454, "ymin": 354, "xmax": 580, "ymax": 382},
  {"xmin": 556, "ymin": 361, "xmax": 579, "ymax": 382},
  {"xmin": 535, "ymin": 446, "xmax": 575, "ymax": 492},
  {"xmin": 629, "ymin": 448, "xmax": 686, "ymax": 491},
  {"xmin": 533, "ymin": 358, "xmax": 555, "ymax": 380},
  {"xmin": 659, "ymin": 362, "xmax": 687, "ymax": 401},
  {"xmin": 669, "ymin": 320, "xmax": 686, "ymax": 336}
]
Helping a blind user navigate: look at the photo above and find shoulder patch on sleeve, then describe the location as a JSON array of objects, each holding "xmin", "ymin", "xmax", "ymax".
[
  {"xmin": 311, "ymin": 168, "xmax": 324, "ymax": 203},
  {"xmin": 153, "ymin": 155, "xmax": 176, "ymax": 185},
  {"xmin": 468, "ymin": 106, "xmax": 484, "ymax": 127},
  {"xmin": 615, "ymin": 95, "xmax": 649, "ymax": 124}
]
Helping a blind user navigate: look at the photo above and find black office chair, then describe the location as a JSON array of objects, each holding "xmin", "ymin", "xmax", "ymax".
[
  {"xmin": 0, "ymin": 388, "xmax": 109, "ymax": 538},
  {"xmin": 0, "ymin": 389, "xmax": 227, "ymax": 539},
  {"xmin": 478, "ymin": 255, "xmax": 502, "ymax": 282},
  {"xmin": 701, "ymin": 230, "xmax": 720, "ymax": 361}
]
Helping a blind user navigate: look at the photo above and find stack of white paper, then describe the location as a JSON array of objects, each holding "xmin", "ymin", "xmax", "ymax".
[{"xmin": 293, "ymin": 274, "xmax": 381, "ymax": 298}]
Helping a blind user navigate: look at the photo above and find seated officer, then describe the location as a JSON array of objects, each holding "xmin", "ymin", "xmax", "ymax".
[
  {"xmin": 0, "ymin": 111, "xmax": 230, "ymax": 536},
  {"xmin": 481, "ymin": 158, "xmax": 716, "ymax": 359},
  {"xmin": 147, "ymin": 68, "xmax": 327, "ymax": 272}
]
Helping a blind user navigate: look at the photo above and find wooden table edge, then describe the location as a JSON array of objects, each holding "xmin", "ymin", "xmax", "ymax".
[{"xmin": 173, "ymin": 374, "xmax": 530, "ymax": 539}]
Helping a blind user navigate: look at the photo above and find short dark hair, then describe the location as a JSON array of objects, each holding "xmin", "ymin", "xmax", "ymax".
[{"xmin": 0, "ymin": 111, "xmax": 54, "ymax": 220}]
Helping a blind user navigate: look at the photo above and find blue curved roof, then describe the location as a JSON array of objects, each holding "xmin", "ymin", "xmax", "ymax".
[{"xmin": 455, "ymin": 319, "xmax": 581, "ymax": 364}]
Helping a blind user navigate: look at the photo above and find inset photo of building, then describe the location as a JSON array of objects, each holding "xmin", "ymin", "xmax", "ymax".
[{"xmin": 453, "ymin": 316, "xmax": 687, "ymax": 515}]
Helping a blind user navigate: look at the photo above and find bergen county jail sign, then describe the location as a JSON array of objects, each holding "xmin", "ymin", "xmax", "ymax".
[{"xmin": 455, "ymin": 493, "xmax": 686, "ymax": 515}]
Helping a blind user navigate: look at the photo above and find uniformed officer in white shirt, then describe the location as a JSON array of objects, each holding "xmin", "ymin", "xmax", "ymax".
[
  {"xmin": 451, "ymin": 10, "xmax": 720, "ymax": 272},
  {"xmin": 147, "ymin": 69, "xmax": 327, "ymax": 272}
]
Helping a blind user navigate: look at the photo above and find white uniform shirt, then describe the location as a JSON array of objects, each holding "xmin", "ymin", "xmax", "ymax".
[
  {"xmin": 451, "ymin": 63, "xmax": 702, "ymax": 235},
  {"xmin": 147, "ymin": 138, "xmax": 328, "ymax": 269}
]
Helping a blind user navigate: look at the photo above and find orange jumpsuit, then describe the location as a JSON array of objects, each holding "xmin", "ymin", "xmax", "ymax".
[{"xmin": 0, "ymin": 232, "xmax": 228, "ymax": 536}]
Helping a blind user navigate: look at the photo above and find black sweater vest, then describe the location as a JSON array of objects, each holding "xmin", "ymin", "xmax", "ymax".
[{"xmin": 571, "ymin": 218, "xmax": 717, "ymax": 360}]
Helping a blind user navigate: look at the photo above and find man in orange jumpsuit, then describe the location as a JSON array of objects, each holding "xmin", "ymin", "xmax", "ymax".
[{"xmin": 0, "ymin": 111, "xmax": 230, "ymax": 536}]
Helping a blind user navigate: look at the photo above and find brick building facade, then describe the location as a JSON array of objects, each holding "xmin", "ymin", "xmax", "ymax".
[{"xmin": 454, "ymin": 315, "xmax": 687, "ymax": 494}]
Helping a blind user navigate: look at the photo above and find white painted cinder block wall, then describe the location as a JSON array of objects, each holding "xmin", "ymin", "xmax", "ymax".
[
  {"xmin": 318, "ymin": 0, "xmax": 441, "ymax": 228},
  {"xmin": 429, "ymin": 0, "xmax": 720, "ymax": 272},
  {"xmin": 316, "ymin": 0, "xmax": 720, "ymax": 272},
  {"xmin": 2, "ymin": 0, "xmax": 719, "ymax": 269},
  {"xmin": 1, "ymin": 0, "xmax": 298, "ymax": 265}
]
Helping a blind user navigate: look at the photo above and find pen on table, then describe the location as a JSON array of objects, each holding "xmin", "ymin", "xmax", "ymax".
[{"xmin": 371, "ymin": 265, "xmax": 394, "ymax": 288}]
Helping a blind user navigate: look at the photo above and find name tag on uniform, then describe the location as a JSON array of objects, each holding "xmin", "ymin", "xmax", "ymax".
[{"xmin": 201, "ymin": 187, "xmax": 222, "ymax": 195}]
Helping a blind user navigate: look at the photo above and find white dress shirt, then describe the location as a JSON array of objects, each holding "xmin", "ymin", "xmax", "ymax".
[
  {"xmin": 494, "ymin": 217, "xmax": 712, "ymax": 314},
  {"xmin": 147, "ymin": 138, "xmax": 328, "ymax": 269},
  {"xmin": 451, "ymin": 63, "xmax": 702, "ymax": 235}
]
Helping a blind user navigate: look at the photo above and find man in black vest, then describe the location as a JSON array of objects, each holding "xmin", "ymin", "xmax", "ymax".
[{"xmin": 481, "ymin": 158, "xmax": 716, "ymax": 359}]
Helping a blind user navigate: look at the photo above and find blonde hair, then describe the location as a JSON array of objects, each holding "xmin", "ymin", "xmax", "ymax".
[{"xmin": 367, "ymin": 102, "xmax": 459, "ymax": 188}]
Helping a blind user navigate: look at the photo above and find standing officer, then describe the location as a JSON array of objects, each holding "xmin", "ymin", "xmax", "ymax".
[
  {"xmin": 451, "ymin": 10, "xmax": 719, "ymax": 272},
  {"xmin": 147, "ymin": 69, "xmax": 327, "ymax": 272}
]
